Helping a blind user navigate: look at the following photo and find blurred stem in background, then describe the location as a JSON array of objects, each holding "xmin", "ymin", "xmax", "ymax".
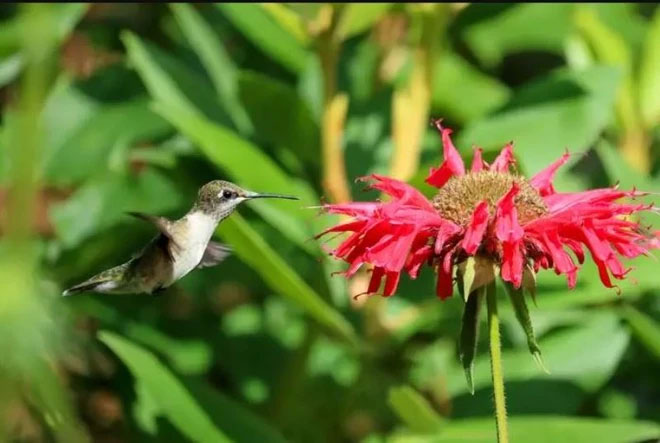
[
  {"xmin": 0, "ymin": 4, "xmax": 88, "ymax": 442},
  {"xmin": 574, "ymin": 6, "xmax": 654, "ymax": 174},
  {"xmin": 390, "ymin": 4, "xmax": 447, "ymax": 182},
  {"xmin": 317, "ymin": 4, "xmax": 351, "ymax": 204}
]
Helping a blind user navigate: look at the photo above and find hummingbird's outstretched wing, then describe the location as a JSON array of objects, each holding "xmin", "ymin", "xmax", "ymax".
[
  {"xmin": 127, "ymin": 212, "xmax": 181, "ymax": 258},
  {"xmin": 197, "ymin": 241, "xmax": 232, "ymax": 268}
]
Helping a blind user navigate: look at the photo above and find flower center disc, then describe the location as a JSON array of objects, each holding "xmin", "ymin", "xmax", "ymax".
[{"xmin": 432, "ymin": 171, "xmax": 548, "ymax": 226}]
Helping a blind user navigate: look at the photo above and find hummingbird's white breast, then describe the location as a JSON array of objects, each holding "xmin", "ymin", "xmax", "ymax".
[{"xmin": 168, "ymin": 210, "xmax": 219, "ymax": 284}]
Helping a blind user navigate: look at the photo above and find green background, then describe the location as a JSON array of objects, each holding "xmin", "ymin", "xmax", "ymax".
[{"xmin": 0, "ymin": 3, "xmax": 658, "ymax": 442}]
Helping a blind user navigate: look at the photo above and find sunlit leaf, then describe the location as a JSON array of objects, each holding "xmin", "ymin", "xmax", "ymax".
[
  {"xmin": 639, "ymin": 6, "xmax": 660, "ymax": 127},
  {"xmin": 444, "ymin": 311, "xmax": 629, "ymax": 398},
  {"xmin": 337, "ymin": 4, "xmax": 392, "ymax": 40},
  {"xmin": 456, "ymin": 66, "xmax": 621, "ymax": 175},
  {"xmin": 153, "ymin": 103, "xmax": 318, "ymax": 254},
  {"xmin": 391, "ymin": 416, "xmax": 660, "ymax": 443},
  {"xmin": 217, "ymin": 214, "xmax": 357, "ymax": 345},
  {"xmin": 170, "ymin": 3, "xmax": 253, "ymax": 134},
  {"xmin": 456, "ymin": 3, "xmax": 573, "ymax": 67},
  {"xmin": 216, "ymin": 3, "xmax": 309, "ymax": 73}
]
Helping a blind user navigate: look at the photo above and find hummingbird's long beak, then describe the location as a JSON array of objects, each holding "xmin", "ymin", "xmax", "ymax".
[{"xmin": 245, "ymin": 191, "xmax": 299, "ymax": 200}]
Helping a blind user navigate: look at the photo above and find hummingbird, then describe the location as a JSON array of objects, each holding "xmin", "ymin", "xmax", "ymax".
[{"xmin": 62, "ymin": 180, "xmax": 298, "ymax": 296}]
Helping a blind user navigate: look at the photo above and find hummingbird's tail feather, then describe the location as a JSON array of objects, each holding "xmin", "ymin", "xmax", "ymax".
[
  {"xmin": 62, "ymin": 281, "xmax": 107, "ymax": 296},
  {"xmin": 62, "ymin": 263, "xmax": 129, "ymax": 296}
]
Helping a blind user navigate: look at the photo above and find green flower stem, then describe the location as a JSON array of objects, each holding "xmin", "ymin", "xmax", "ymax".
[{"xmin": 486, "ymin": 281, "xmax": 509, "ymax": 443}]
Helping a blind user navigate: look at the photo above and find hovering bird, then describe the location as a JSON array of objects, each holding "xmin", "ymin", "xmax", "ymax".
[{"xmin": 62, "ymin": 180, "xmax": 298, "ymax": 296}]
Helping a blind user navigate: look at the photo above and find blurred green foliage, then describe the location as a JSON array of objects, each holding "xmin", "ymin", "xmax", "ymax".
[{"xmin": 0, "ymin": 3, "xmax": 658, "ymax": 442}]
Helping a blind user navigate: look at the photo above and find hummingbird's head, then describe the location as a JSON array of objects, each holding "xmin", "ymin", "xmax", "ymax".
[{"xmin": 194, "ymin": 180, "xmax": 298, "ymax": 220}]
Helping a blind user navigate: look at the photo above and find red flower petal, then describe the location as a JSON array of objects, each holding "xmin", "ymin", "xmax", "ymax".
[
  {"xmin": 495, "ymin": 184, "xmax": 525, "ymax": 287},
  {"xmin": 384, "ymin": 271, "xmax": 401, "ymax": 296},
  {"xmin": 495, "ymin": 184, "xmax": 523, "ymax": 243},
  {"xmin": 366, "ymin": 267, "xmax": 384, "ymax": 294},
  {"xmin": 435, "ymin": 252, "xmax": 455, "ymax": 299},
  {"xmin": 491, "ymin": 142, "xmax": 515, "ymax": 172},
  {"xmin": 470, "ymin": 147, "xmax": 487, "ymax": 173},
  {"xmin": 462, "ymin": 200, "xmax": 490, "ymax": 254},
  {"xmin": 425, "ymin": 119, "xmax": 465, "ymax": 188},
  {"xmin": 530, "ymin": 151, "xmax": 570, "ymax": 197}
]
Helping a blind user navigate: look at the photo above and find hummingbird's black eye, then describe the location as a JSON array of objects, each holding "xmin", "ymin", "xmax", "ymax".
[{"xmin": 222, "ymin": 189, "xmax": 234, "ymax": 199}]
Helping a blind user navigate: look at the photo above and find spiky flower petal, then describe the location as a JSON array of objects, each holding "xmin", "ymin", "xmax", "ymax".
[{"xmin": 317, "ymin": 119, "xmax": 659, "ymax": 299}]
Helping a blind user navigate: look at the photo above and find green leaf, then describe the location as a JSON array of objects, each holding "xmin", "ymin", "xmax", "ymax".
[
  {"xmin": 184, "ymin": 379, "xmax": 289, "ymax": 443},
  {"xmin": 458, "ymin": 257, "xmax": 476, "ymax": 302},
  {"xmin": 260, "ymin": 4, "xmax": 310, "ymax": 45},
  {"xmin": 169, "ymin": 3, "xmax": 253, "ymax": 134},
  {"xmin": 0, "ymin": 53, "xmax": 22, "ymax": 87},
  {"xmin": 217, "ymin": 213, "xmax": 357, "ymax": 346},
  {"xmin": 43, "ymin": 98, "xmax": 170, "ymax": 185},
  {"xmin": 594, "ymin": 139, "xmax": 659, "ymax": 192},
  {"xmin": 431, "ymin": 51, "xmax": 510, "ymax": 123},
  {"xmin": 639, "ymin": 6, "xmax": 660, "ymax": 127},
  {"xmin": 504, "ymin": 282, "xmax": 548, "ymax": 373},
  {"xmin": 456, "ymin": 65, "xmax": 621, "ymax": 175},
  {"xmin": 216, "ymin": 3, "xmax": 308, "ymax": 73},
  {"xmin": 458, "ymin": 291, "xmax": 482, "ymax": 394},
  {"xmin": 98, "ymin": 330, "xmax": 232, "ymax": 443},
  {"xmin": 152, "ymin": 103, "xmax": 317, "ymax": 254},
  {"xmin": 456, "ymin": 4, "xmax": 573, "ymax": 67},
  {"xmin": 387, "ymin": 385, "xmax": 444, "ymax": 434},
  {"xmin": 237, "ymin": 70, "xmax": 319, "ymax": 166},
  {"xmin": 121, "ymin": 31, "xmax": 199, "ymax": 118},
  {"xmin": 575, "ymin": 6, "xmax": 641, "ymax": 134},
  {"xmin": 444, "ymin": 311, "xmax": 629, "ymax": 398},
  {"xmin": 620, "ymin": 304, "xmax": 660, "ymax": 361},
  {"xmin": 337, "ymin": 4, "xmax": 392, "ymax": 40},
  {"xmin": 51, "ymin": 169, "xmax": 183, "ymax": 249},
  {"xmin": 416, "ymin": 416, "xmax": 660, "ymax": 443}
]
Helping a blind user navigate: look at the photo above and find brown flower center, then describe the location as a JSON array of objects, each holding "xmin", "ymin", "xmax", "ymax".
[{"xmin": 432, "ymin": 171, "xmax": 548, "ymax": 226}]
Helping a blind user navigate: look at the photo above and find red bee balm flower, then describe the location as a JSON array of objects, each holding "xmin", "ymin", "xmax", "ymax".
[{"xmin": 318, "ymin": 120, "xmax": 659, "ymax": 299}]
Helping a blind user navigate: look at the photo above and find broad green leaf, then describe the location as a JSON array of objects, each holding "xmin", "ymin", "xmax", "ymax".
[
  {"xmin": 337, "ymin": 4, "xmax": 392, "ymax": 40},
  {"xmin": 98, "ymin": 331, "xmax": 232, "ymax": 443},
  {"xmin": 456, "ymin": 3, "xmax": 573, "ymax": 67},
  {"xmin": 0, "ymin": 53, "xmax": 22, "ymax": 87},
  {"xmin": 43, "ymin": 98, "xmax": 170, "ymax": 185},
  {"xmin": 184, "ymin": 379, "xmax": 289, "ymax": 443},
  {"xmin": 504, "ymin": 282, "xmax": 548, "ymax": 373},
  {"xmin": 575, "ymin": 6, "xmax": 641, "ymax": 135},
  {"xmin": 458, "ymin": 257, "xmax": 476, "ymax": 302},
  {"xmin": 392, "ymin": 416, "xmax": 660, "ymax": 443},
  {"xmin": 456, "ymin": 66, "xmax": 621, "ymax": 175},
  {"xmin": 594, "ymin": 139, "xmax": 659, "ymax": 192},
  {"xmin": 217, "ymin": 213, "xmax": 357, "ymax": 345},
  {"xmin": 238, "ymin": 70, "xmax": 320, "ymax": 165},
  {"xmin": 170, "ymin": 3, "xmax": 253, "ymax": 134},
  {"xmin": 51, "ymin": 169, "xmax": 183, "ymax": 249},
  {"xmin": 216, "ymin": 3, "xmax": 308, "ymax": 73},
  {"xmin": 388, "ymin": 385, "xmax": 444, "ymax": 434},
  {"xmin": 458, "ymin": 292, "xmax": 482, "ymax": 394},
  {"xmin": 124, "ymin": 322, "xmax": 213, "ymax": 375},
  {"xmin": 431, "ymin": 51, "xmax": 510, "ymax": 123},
  {"xmin": 261, "ymin": 3, "xmax": 310, "ymax": 45},
  {"xmin": 620, "ymin": 304, "xmax": 660, "ymax": 361},
  {"xmin": 153, "ymin": 103, "xmax": 317, "ymax": 254},
  {"xmin": 122, "ymin": 31, "xmax": 229, "ymax": 123},
  {"xmin": 122, "ymin": 31, "xmax": 199, "ymax": 117},
  {"xmin": 639, "ymin": 7, "xmax": 660, "ymax": 127},
  {"xmin": 444, "ymin": 311, "xmax": 629, "ymax": 398}
]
